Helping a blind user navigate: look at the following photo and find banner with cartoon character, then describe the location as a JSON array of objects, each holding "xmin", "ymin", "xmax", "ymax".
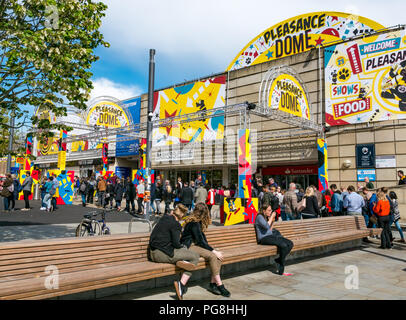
[
  {"xmin": 325, "ymin": 29, "xmax": 406, "ymax": 126},
  {"xmin": 46, "ymin": 170, "xmax": 75, "ymax": 205},
  {"xmin": 224, "ymin": 198, "xmax": 258, "ymax": 226}
]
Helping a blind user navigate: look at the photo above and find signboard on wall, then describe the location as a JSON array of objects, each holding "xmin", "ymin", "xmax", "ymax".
[
  {"xmin": 356, "ymin": 144, "xmax": 375, "ymax": 168},
  {"xmin": 227, "ymin": 12, "xmax": 384, "ymax": 71},
  {"xmin": 325, "ymin": 29, "xmax": 406, "ymax": 126},
  {"xmin": 268, "ymin": 72, "xmax": 310, "ymax": 119},
  {"xmin": 357, "ymin": 169, "xmax": 376, "ymax": 181},
  {"xmin": 376, "ymin": 155, "xmax": 396, "ymax": 168}
]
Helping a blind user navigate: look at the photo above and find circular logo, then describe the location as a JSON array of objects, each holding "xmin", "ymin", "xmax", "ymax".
[
  {"xmin": 398, "ymin": 85, "xmax": 406, "ymax": 93},
  {"xmin": 362, "ymin": 147, "xmax": 369, "ymax": 154}
]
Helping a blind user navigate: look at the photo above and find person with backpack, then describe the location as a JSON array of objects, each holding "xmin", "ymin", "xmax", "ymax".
[
  {"xmin": 262, "ymin": 186, "xmax": 279, "ymax": 217},
  {"xmin": 79, "ymin": 178, "xmax": 88, "ymax": 207},
  {"xmin": 87, "ymin": 176, "xmax": 96, "ymax": 204},
  {"xmin": 180, "ymin": 181, "xmax": 194, "ymax": 213}
]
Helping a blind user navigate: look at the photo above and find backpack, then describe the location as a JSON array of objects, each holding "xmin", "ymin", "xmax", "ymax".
[
  {"xmin": 80, "ymin": 183, "xmax": 87, "ymax": 192},
  {"xmin": 49, "ymin": 182, "xmax": 58, "ymax": 196},
  {"xmin": 263, "ymin": 192, "xmax": 279, "ymax": 211}
]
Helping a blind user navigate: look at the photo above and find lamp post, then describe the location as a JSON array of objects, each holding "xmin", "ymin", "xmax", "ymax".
[
  {"xmin": 145, "ymin": 49, "xmax": 155, "ymax": 220},
  {"xmin": 6, "ymin": 110, "xmax": 16, "ymax": 173}
]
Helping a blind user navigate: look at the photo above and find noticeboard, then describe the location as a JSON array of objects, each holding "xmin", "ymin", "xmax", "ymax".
[{"xmin": 356, "ymin": 144, "xmax": 375, "ymax": 168}]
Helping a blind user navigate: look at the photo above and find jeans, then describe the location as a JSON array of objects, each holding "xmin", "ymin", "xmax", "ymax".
[
  {"xmin": 285, "ymin": 212, "xmax": 295, "ymax": 221},
  {"xmin": 3, "ymin": 197, "xmax": 10, "ymax": 211},
  {"xmin": 155, "ymin": 199, "xmax": 161, "ymax": 214},
  {"xmin": 394, "ymin": 220, "xmax": 405, "ymax": 240},
  {"xmin": 347, "ymin": 211, "xmax": 362, "ymax": 216},
  {"xmin": 259, "ymin": 229, "xmax": 294, "ymax": 266},
  {"xmin": 41, "ymin": 191, "xmax": 46, "ymax": 208},
  {"xmin": 43, "ymin": 194, "xmax": 52, "ymax": 210},
  {"xmin": 126, "ymin": 198, "xmax": 135, "ymax": 212},
  {"xmin": 81, "ymin": 193, "xmax": 86, "ymax": 206},
  {"xmin": 98, "ymin": 191, "xmax": 105, "ymax": 207}
]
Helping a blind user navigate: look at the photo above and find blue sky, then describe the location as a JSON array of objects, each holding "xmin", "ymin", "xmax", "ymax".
[{"xmin": 88, "ymin": 0, "xmax": 405, "ymax": 101}]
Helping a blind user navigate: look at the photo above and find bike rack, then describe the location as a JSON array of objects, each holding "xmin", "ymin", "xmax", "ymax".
[{"xmin": 128, "ymin": 217, "xmax": 153, "ymax": 233}]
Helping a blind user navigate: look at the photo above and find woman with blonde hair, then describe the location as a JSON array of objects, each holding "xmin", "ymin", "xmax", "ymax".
[
  {"xmin": 181, "ymin": 202, "xmax": 231, "ymax": 297},
  {"xmin": 300, "ymin": 186, "xmax": 319, "ymax": 219}
]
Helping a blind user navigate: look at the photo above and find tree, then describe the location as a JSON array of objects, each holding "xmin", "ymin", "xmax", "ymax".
[{"xmin": 0, "ymin": 0, "xmax": 109, "ymax": 154}]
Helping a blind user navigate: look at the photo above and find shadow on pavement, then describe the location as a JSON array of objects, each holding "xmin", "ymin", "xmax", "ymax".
[{"xmin": 0, "ymin": 224, "xmax": 77, "ymax": 243}]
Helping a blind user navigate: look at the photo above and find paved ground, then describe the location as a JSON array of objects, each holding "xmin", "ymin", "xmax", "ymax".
[{"xmin": 98, "ymin": 236, "xmax": 406, "ymax": 300}]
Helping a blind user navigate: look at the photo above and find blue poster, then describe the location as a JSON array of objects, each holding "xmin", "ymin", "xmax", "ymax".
[
  {"xmin": 357, "ymin": 169, "xmax": 376, "ymax": 182},
  {"xmin": 116, "ymin": 97, "xmax": 141, "ymax": 157},
  {"xmin": 115, "ymin": 167, "xmax": 131, "ymax": 179}
]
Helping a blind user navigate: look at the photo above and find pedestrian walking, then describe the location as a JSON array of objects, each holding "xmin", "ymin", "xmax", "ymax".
[
  {"xmin": 97, "ymin": 177, "xmax": 107, "ymax": 207},
  {"xmin": 300, "ymin": 187, "xmax": 319, "ymax": 219},
  {"xmin": 195, "ymin": 183, "xmax": 208, "ymax": 205},
  {"xmin": 79, "ymin": 178, "xmax": 88, "ymax": 207},
  {"xmin": 282, "ymin": 183, "xmax": 299, "ymax": 221},
  {"xmin": 104, "ymin": 180, "xmax": 115, "ymax": 209},
  {"xmin": 136, "ymin": 181, "xmax": 145, "ymax": 214},
  {"xmin": 114, "ymin": 178, "xmax": 125, "ymax": 211},
  {"xmin": 125, "ymin": 177, "xmax": 136, "ymax": 213},
  {"xmin": 87, "ymin": 176, "xmax": 96, "ymax": 204},
  {"xmin": 162, "ymin": 184, "xmax": 173, "ymax": 214},
  {"xmin": 21, "ymin": 171, "xmax": 34, "ymax": 211},
  {"xmin": 330, "ymin": 184, "xmax": 343, "ymax": 216}
]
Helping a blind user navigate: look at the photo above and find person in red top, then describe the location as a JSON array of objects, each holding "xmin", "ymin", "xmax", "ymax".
[
  {"xmin": 324, "ymin": 189, "xmax": 333, "ymax": 216},
  {"xmin": 206, "ymin": 186, "xmax": 216, "ymax": 214},
  {"xmin": 373, "ymin": 191, "xmax": 392, "ymax": 249}
]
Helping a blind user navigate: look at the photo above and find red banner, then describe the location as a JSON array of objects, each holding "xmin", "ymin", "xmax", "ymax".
[{"xmin": 262, "ymin": 165, "xmax": 318, "ymax": 176}]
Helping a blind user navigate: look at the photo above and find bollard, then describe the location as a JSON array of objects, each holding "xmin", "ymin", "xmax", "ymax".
[{"xmin": 34, "ymin": 183, "xmax": 40, "ymax": 200}]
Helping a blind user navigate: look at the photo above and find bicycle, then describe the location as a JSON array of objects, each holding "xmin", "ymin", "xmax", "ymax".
[{"xmin": 75, "ymin": 209, "xmax": 111, "ymax": 237}]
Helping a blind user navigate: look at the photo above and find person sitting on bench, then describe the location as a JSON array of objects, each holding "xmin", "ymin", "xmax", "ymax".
[
  {"xmin": 148, "ymin": 204, "xmax": 200, "ymax": 300},
  {"xmin": 181, "ymin": 202, "xmax": 231, "ymax": 297},
  {"xmin": 255, "ymin": 204, "xmax": 294, "ymax": 276}
]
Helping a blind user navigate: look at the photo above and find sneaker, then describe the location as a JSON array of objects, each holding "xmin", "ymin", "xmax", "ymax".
[
  {"xmin": 216, "ymin": 284, "xmax": 231, "ymax": 297},
  {"xmin": 174, "ymin": 280, "xmax": 187, "ymax": 300},
  {"xmin": 175, "ymin": 261, "xmax": 196, "ymax": 272},
  {"xmin": 40, "ymin": 207, "xmax": 46, "ymax": 211},
  {"xmin": 208, "ymin": 282, "xmax": 221, "ymax": 295}
]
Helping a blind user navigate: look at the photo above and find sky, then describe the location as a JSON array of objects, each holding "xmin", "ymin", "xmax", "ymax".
[{"xmin": 87, "ymin": 0, "xmax": 406, "ymax": 101}]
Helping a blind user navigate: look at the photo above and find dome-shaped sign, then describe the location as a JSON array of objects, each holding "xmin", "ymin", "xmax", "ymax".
[
  {"xmin": 227, "ymin": 12, "xmax": 384, "ymax": 71},
  {"xmin": 269, "ymin": 73, "xmax": 310, "ymax": 119},
  {"xmin": 86, "ymin": 98, "xmax": 130, "ymax": 128}
]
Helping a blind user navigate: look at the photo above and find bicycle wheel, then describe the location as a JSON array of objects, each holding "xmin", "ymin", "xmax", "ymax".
[
  {"xmin": 76, "ymin": 222, "xmax": 90, "ymax": 237},
  {"xmin": 91, "ymin": 220, "xmax": 102, "ymax": 236}
]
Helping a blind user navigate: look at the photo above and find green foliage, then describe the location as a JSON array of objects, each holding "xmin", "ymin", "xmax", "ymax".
[{"xmin": 0, "ymin": 0, "xmax": 109, "ymax": 152}]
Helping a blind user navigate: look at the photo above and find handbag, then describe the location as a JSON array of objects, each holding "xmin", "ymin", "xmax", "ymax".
[
  {"xmin": 297, "ymin": 197, "xmax": 306, "ymax": 213},
  {"xmin": 369, "ymin": 215, "xmax": 378, "ymax": 225}
]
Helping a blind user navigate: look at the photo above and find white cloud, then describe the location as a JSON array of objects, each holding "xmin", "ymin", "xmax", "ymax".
[{"xmin": 90, "ymin": 78, "xmax": 141, "ymax": 101}]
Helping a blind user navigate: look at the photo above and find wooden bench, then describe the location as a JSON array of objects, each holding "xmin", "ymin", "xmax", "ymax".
[{"xmin": 0, "ymin": 216, "xmax": 380, "ymax": 300}]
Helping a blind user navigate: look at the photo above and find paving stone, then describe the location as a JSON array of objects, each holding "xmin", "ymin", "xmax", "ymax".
[
  {"xmin": 248, "ymin": 283, "xmax": 295, "ymax": 296},
  {"xmin": 279, "ymin": 289, "xmax": 328, "ymax": 300}
]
